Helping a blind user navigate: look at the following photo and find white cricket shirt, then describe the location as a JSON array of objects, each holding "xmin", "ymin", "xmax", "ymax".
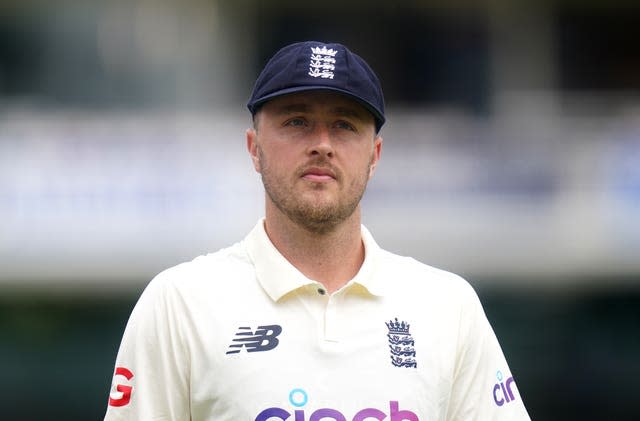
[{"xmin": 105, "ymin": 219, "xmax": 531, "ymax": 421}]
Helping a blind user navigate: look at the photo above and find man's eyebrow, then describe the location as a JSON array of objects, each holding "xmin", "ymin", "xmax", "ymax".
[
  {"xmin": 331, "ymin": 106, "xmax": 368, "ymax": 121},
  {"xmin": 273, "ymin": 103, "xmax": 310, "ymax": 115}
]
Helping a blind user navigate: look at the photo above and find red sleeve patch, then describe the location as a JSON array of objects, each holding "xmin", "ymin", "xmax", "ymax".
[{"xmin": 108, "ymin": 367, "xmax": 134, "ymax": 407}]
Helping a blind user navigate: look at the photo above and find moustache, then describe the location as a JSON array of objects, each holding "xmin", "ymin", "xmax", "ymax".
[{"xmin": 296, "ymin": 159, "xmax": 340, "ymax": 180}]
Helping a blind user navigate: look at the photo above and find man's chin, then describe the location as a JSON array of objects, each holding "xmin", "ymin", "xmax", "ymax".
[
  {"xmin": 292, "ymin": 215, "xmax": 343, "ymax": 235},
  {"xmin": 287, "ymin": 203, "xmax": 357, "ymax": 234}
]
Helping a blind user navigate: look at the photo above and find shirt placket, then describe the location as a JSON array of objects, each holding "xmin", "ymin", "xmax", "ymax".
[{"xmin": 323, "ymin": 290, "xmax": 343, "ymax": 343}]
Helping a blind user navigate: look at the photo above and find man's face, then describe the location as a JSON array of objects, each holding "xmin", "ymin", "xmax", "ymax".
[{"xmin": 247, "ymin": 91, "xmax": 383, "ymax": 233}]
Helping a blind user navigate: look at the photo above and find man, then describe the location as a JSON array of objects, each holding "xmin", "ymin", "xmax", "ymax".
[{"xmin": 104, "ymin": 41, "xmax": 531, "ymax": 420}]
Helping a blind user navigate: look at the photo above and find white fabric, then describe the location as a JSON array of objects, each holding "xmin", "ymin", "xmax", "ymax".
[{"xmin": 104, "ymin": 219, "xmax": 530, "ymax": 420}]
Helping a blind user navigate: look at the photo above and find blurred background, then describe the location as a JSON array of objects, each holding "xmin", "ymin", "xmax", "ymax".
[{"xmin": 1, "ymin": 0, "xmax": 639, "ymax": 419}]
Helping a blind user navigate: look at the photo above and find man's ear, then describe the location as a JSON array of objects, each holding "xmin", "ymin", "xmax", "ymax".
[
  {"xmin": 368, "ymin": 136, "xmax": 383, "ymax": 179},
  {"xmin": 246, "ymin": 128, "xmax": 261, "ymax": 173}
]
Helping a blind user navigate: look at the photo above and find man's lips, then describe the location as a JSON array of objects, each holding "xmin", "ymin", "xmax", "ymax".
[{"xmin": 301, "ymin": 166, "xmax": 336, "ymax": 182}]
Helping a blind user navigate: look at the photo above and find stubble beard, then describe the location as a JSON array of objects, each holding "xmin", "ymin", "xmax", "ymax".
[{"xmin": 258, "ymin": 147, "xmax": 371, "ymax": 235}]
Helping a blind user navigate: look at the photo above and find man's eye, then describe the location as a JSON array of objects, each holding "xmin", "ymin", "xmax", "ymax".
[
  {"xmin": 285, "ymin": 118, "xmax": 306, "ymax": 127},
  {"xmin": 336, "ymin": 121, "xmax": 356, "ymax": 131}
]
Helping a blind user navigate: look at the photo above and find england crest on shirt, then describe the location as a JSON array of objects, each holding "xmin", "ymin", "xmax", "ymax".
[{"xmin": 386, "ymin": 318, "xmax": 417, "ymax": 368}]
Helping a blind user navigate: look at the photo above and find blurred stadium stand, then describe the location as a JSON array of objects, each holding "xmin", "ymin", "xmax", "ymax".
[{"xmin": 1, "ymin": 1, "xmax": 639, "ymax": 420}]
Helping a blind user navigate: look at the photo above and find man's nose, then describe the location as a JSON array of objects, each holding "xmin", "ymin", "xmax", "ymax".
[{"xmin": 307, "ymin": 125, "xmax": 334, "ymax": 157}]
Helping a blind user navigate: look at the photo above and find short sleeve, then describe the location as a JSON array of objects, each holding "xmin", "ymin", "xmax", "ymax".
[
  {"xmin": 104, "ymin": 271, "xmax": 191, "ymax": 420},
  {"xmin": 446, "ymin": 283, "xmax": 531, "ymax": 421}
]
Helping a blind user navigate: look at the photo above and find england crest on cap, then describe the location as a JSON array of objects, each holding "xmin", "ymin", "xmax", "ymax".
[{"xmin": 308, "ymin": 46, "xmax": 338, "ymax": 79}]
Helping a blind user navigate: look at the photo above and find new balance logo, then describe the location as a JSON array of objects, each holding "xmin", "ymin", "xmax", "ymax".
[{"xmin": 226, "ymin": 325, "xmax": 282, "ymax": 354}]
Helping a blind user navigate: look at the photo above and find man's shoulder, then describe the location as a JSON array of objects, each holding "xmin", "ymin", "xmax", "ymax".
[
  {"xmin": 376, "ymin": 247, "xmax": 475, "ymax": 296},
  {"xmin": 147, "ymin": 240, "xmax": 254, "ymax": 293}
]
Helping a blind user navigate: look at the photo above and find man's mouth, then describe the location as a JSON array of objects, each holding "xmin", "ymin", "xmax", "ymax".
[{"xmin": 301, "ymin": 166, "xmax": 336, "ymax": 182}]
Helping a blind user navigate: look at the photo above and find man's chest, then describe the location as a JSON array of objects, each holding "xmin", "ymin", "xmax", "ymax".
[{"xmin": 183, "ymin": 292, "xmax": 456, "ymax": 420}]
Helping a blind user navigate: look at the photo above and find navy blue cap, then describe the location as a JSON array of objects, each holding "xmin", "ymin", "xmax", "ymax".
[{"xmin": 247, "ymin": 41, "xmax": 385, "ymax": 132}]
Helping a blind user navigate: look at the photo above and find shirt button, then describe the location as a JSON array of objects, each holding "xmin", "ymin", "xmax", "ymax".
[{"xmin": 317, "ymin": 288, "xmax": 326, "ymax": 295}]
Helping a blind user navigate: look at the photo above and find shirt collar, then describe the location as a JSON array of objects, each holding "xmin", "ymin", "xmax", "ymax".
[{"xmin": 243, "ymin": 218, "xmax": 386, "ymax": 302}]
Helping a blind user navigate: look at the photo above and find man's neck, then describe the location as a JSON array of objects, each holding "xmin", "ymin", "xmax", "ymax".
[{"xmin": 263, "ymin": 207, "xmax": 365, "ymax": 294}]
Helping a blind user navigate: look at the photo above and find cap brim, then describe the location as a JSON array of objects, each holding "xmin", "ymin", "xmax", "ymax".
[{"xmin": 249, "ymin": 85, "xmax": 385, "ymax": 131}]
